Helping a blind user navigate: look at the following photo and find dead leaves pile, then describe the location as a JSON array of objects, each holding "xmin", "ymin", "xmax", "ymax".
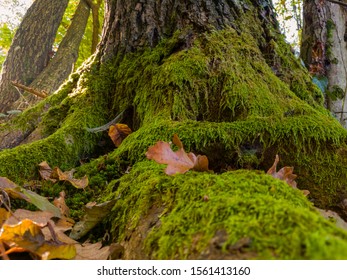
[{"xmin": 0, "ymin": 162, "xmax": 117, "ymax": 260}]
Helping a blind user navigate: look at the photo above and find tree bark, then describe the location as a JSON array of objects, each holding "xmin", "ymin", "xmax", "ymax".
[
  {"xmin": 0, "ymin": 0, "xmax": 69, "ymax": 112},
  {"xmin": 98, "ymin": 0, "xmax": 245, "ymax": 62},
  {"xmin": 301, "ymin": 0, "xmax": 347, "ymax": 127},
  {"xmin": 23, "ymin": 0, "xmax": 91, "ymax": 106},
  {"xmin": 85, "ymin": 0, "xmax": 103, "ymax": 53}
]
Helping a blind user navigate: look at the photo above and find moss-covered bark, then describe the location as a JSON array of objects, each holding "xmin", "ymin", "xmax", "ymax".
[{"xmin": 1, "ymin": 1, "xmax": 347, "ymax": 259}]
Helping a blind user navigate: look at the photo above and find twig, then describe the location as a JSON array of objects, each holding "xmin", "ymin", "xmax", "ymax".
[{"xmin": 11, "ymin": 81, "xmax": 48, "ymax": 99}]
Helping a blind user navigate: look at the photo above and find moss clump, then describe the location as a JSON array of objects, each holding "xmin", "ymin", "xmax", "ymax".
[
  {"xmin": 99, "ymin": 115, "xmax": 347, "ymax": 210},
  {"xmin": 112, "ymin": 27, "xmax": 325, "ymax": 127},
  {"xmin": 105, "ymin": 161, "xmax": 347, "ymax": 259}
]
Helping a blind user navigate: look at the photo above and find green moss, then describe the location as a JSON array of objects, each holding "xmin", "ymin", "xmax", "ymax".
[
  {"xmin": 0, "ymin": 66, "xmax": 109, "ymax": 182},
  {"xmin": 111, "ymin": 27, "xmax": 325, "ymax": 128},
  {"xmin": 105, "ymin": 161, "xmax": 347, "ymax": 259}
]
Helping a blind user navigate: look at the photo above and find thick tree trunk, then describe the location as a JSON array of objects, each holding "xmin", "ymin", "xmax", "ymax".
[
  {"xmin": 0, "ymin": 0, "xmax": 69, "ymax": 112},
  {"xmin": 23, "ymin": 0, "xmax": 91, "ymax": 106},
  {"xmin": 98, "ymin": 0, "xmax": 246, "ymax": 62},
  {"xmin": 301, "ymin": 0, "xmax": 347, "ymax": 127}
]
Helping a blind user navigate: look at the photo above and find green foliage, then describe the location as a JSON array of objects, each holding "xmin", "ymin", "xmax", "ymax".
[
  {"xmin": 0, "ymin": 23, "xmax": 15, "ymax": 70},
  {"xmin": 56, "ymin": 0, "xmax": 105, "ymax": 69},
  {"xmin": 76, "ymin": 0, "xmax": 105, "ymax": 68},
  {"xmin": 274, "ymin": 0, "xmax": 302, "ymax": 50}
]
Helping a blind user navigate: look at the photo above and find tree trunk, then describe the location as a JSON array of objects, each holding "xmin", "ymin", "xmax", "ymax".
[
  {"xmin": 98, "ymin": 0, "xmax": 247, "ymax": 62},
  {"xmin": 2, "ymin": 0, "xmax": 347, "ymax": 260},
  {"xmin": 0, "ymin": 0, "xmax": 69, "ymax": 112},
  {"xmin": 301, "ymin": 0, "xmax": 347, "ymax": 127},
  {"xmin": 22, "ymin": 0, "xmax": 91, "ymax": 106}
]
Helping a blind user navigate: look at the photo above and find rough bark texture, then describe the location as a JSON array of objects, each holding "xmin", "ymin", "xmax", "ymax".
[
  {"xmin": 99, "ymin": 0, "xmax": 247, "ymax": 62},
  {"xmin": 301, "ymin": 0, "xmax": 347, "ymax": 127},
  {"xmin": 0, "ymin": 0, "xmax": 69, "ymax": 112},
  {"xmin": 22, "ymin": 0, "xmax": 91, "ymax": 106}
]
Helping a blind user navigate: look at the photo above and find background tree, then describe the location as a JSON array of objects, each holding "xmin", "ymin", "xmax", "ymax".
[
  {"xmin": 1, "ymin": 0, "xmax": 347, "ymax": 259},
  {"xmin": 0, "ymin": 0, "xmax": 69, "ymax": 112},
  {"xmin": 20, "ymin": 0, "xmax": 91, "ymax": 107},
  {"xmin": 301, "ymin": 0, "xmax": 347, "ymax": 127}
]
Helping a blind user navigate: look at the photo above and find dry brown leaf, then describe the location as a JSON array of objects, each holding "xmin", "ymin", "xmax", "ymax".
[
  {"xmin": 146, "ymin": 140, "xmax": 194, "ymax": 175},
  {"xmin": 267, "ymin": 154, "xmax": 309, "ymax": 196},
  {"xmin": 53, "ymin": 191, "xmax": 70, "ymax": 217},
  {"xmin": 54, "ymin": 168, "xmax": 89, "ymax": 189},
  {"xmin": 0, "ymin": 219, "xmax": 76, "ymax": 260},
  {"xmin": 0, "ymin": 177, "xmax": 28, "ymax": 200},
  {"xmin": 108, "ymin": 123, "xmax": 132, "ymax": 147},
  {"xmin": 39, "ymin": 162, "xmax": 88, "ymax": 189},
  {"xmin": 146, "ymin": 134, "xmax": 210, "ymax": 175},
  {"xmin": 38, "ymin": 161, "xmax": 57, "ymax": 182},
  {"xmin": 74, "ymin": 242, "xmax": 112, "ymax": 260},
  {"xmin": 4, "ymin": 209, "xmax": 54, "ymax": 226},
  {"xmin": 193, "ymin": 155, "xmax": 210, "ymax": 172}
]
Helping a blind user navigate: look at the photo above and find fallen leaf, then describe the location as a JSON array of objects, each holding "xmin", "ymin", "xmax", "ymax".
[
  {"xmin": 0, "ymin": 219, "xmax": 76, "ymax": 260},
  {"xmin": 69, "ymin": 200, "xmax": 117, "ymax": 240},
  {"xmin": 38, "ymin": 161, "xmax": 56, "ymax": 182},
  {"xmin": 267, "ymin": 155, "xmax": 309, "ymax": 196},
  {"xmin": 193, "ymin": 155, "xmax": 210, "ymax": 172},
  {"xmin": 108, "ymin": 123, "xmax": 132, "ymax": 147},
  {"xmin": 38, "ymin": 162, "xmax": 88, "ymax": 189},
  {"xmin": 4, "ymin": 209, "xmax": 54, "ymax": 226},
  {"xmin": 0, "ymin": 177, "xmax": 61, "ymax": 217},
  {"xmin": 53, "ymin": 168, "xmax": 89, "ymax": 189},
  {"xmin": 53, "ymin": 191, "xmax": 70, "ymax": 217},
  {"xmin": 146, "ymin": 134, "xmax": 210, "ymax": 175},
  {"xmin": 21, "ymin": 189, "xmax": 61, "ymax": 217},
  {"xmin": 0, "ymin": 177, "xmax": 28, "ymax": 200},
  {"xmin": 74, "ymin": 242, "xmax": 112, "ymax": 260}
]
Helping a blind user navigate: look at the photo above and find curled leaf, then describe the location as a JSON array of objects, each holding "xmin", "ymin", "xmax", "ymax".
[
  {"xmin": 53, "ymin": 191, "xmax": 70, "ymax": 217},
  {"xmin": 38, "ymin": 162, "xmax": 88, "ymax": 189},
  {"xmin": 108, "ymin": 123, "xmax": 132, "ymax": 147}
]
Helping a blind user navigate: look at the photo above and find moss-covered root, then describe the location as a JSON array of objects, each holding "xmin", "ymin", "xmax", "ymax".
[
  {"xmin": 0, "ymin": 73, "xmax": 78, "ymax": 150},
  {"xmin": 0, "ymin": 81, "xmax": 111, "ymax": 182},
  {"xmin": 106, "ymin": 161, "xmax": 347, "ymax": 260}
]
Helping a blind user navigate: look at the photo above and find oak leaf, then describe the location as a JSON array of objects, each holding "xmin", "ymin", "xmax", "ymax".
[
  {"xmin": 146, "ymin": 134, "xmax": 210, "ymax": 175},
  {"xmin": 267, "ymin": 155, "xmax": 309, "ymax": 196},
  {"xmin": 108, "ymin": 123, "xmax": 132, "ymax": 147}
]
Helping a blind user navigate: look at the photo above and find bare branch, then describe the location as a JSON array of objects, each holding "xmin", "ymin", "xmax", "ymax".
[{"xmin": 11, "ymin": 81, "xmax": 48, "ymax": 99}]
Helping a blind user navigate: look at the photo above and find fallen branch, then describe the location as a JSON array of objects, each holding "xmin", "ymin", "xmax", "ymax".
[{"xmin": 11, "ymin": 81, "xmax": 48, "ymax": 99}]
